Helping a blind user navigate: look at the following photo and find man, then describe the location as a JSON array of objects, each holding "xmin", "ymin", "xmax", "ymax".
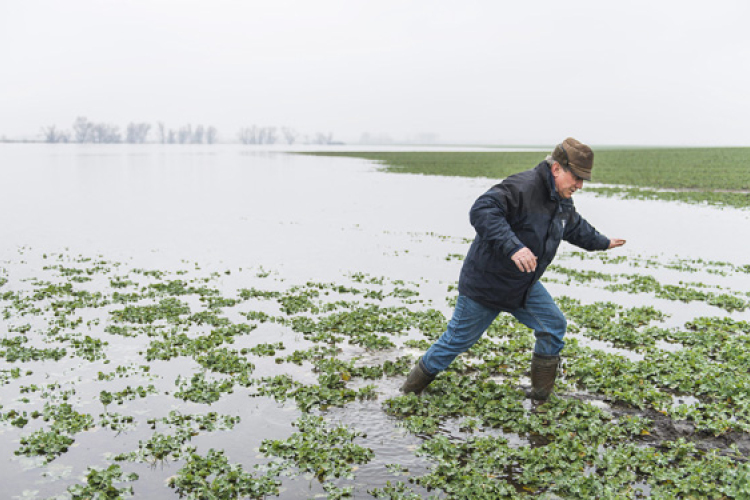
[{"xmin": 402, "ymin": 138, "xmax": 626, "ymax": 400}]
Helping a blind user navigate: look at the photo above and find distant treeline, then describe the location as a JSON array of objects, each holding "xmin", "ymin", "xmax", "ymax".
[
  {"xmin": 41, "ymin": 117, "xmax": 216, "ymax": 144},
  {"xmin": 237, "ymin": 126, "xmax": 337, "ymax": 145},
  {"xmin": 39, "ymin": 117, "xmax": 338, "ymax": 145}
]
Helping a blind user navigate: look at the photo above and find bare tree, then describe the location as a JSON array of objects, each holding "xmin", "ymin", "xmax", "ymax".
[
  {"xmin": 41, "ymin": 125, "xmax": 57, "ymax": 143},
  {"xmin": 238, "ymin": 125, "xmax": 280, "ymax": 145},
  {"xmin": 312, "ymin": 132, "xmax": 334, "ymax": 145},
  {"xmin": 238, "ymin": 126, "xmax": 257, "ymax": 145},
  {"xmin": 71, "ymin": 117, "xmax": 122, "ymax": 143},
  {"xmin": 126, "ymin": 122, "xmax": 151, "ymax": 143},
  {"xmin": 205, "ymin": 126, "xmax": 218, "ymax": 144},
  {"xmin": 156, "ymin": 122, "xmax": 166, "ymax": 144},
  {"xmin": 40, "ymin": 118, "xmax": 224, "ymax": 145},
  {"xmin": 192, "ymin": 125, "xmax": 204, "ymax": 144},
  {"xmin": 41, "ymin": 125, "xmax": 70, "ymax": 143},
  {"xmin": 90, "ymin": 123, "xmax": 122, "ymax": 143},
  {"xmin": 126, "ymin": 123, "xmax": 137, "ymax": 143},
  {"xmin": 73, "ymin": 117, "xmax": 93, "ymax": 143},
  {"xmin": 281, "ymin": 127, "xmax": 298, "ymax": 145},
  {"xmin": 264, "ymin": 127, "xmax": 277, "ymax": 144},
  {"xmin": 177, "ymin": 125, "xmax": 192, "ymax": 144}
]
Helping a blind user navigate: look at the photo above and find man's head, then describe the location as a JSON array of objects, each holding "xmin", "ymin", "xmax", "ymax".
[{"xmin": 550, "ymin": 137, "xmax": 593, "ymax": 199}]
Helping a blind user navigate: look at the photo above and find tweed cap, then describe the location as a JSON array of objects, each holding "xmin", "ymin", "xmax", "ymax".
[{"xmin": 552, "ymin": 137, "xmax": 593, "ymax": 181}]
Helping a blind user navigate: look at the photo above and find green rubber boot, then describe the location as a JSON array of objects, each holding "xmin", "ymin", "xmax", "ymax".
[
  {"xmin": 401, "ymin": 359, "xmax": 436, "ymax": 395},
  {"xmin": 529, "ymin": 353, "xmax": 560, "ymax": 401}
]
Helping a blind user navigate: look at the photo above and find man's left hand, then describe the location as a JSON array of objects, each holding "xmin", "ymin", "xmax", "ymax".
[{"xmin": 608, "ymin": 239, "xmax": 626, "ymax": 249}]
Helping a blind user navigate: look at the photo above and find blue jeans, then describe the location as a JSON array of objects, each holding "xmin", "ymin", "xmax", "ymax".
[{"xmin": 421, "ymin": 282, "xmax": 566, "ymax": 375}]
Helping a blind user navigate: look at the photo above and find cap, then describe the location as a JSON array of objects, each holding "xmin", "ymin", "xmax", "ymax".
[{"xmin": 552, "ymin": 137, "xmax": 593, "ymax": 181}]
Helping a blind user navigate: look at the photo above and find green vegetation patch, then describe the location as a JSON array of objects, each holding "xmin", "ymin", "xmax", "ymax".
[
  {"xmin": 260, "ymin": 414, "xmax": 374, "ymax": 481},
  {"xmin": 305, "ymin": 149, "xmax": 750, "ymax": 207},
  {"xmin": 546, "ymin": 264, "xmax": 748, "ymax": 312},
  {"xmin": 2, "ymin": 249, "xmax": 750, "ymax": 498},
  {"xmin": 67, "ymin": 464, "xmax": 139, "ymax": 499},
  {"xmin": 168, "ymin": 449, "xmax": 280, "ymax": 499}
]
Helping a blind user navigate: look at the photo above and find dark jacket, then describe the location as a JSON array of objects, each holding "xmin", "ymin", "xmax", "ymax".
[{"xmin": 458, "ymin": 161, "xmax": 610, "ymax": 311}]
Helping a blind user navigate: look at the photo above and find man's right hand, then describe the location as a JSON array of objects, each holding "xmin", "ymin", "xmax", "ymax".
[{"xmin": 511, "ymin": 247, "xmax": 537, "ymax": 273}]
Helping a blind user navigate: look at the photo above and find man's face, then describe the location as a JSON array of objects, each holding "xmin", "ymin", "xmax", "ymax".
[{"xmin": 552, "ymin": 162, "xmax": 584, "ymax": 199}]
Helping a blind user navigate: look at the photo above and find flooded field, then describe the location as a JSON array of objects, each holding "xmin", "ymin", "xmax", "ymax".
[{"xmin": 1, "ymin": 144, "xmax": 749, "ymax": 498}]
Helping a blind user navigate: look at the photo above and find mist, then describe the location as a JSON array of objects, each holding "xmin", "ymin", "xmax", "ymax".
[{"xmin": 2, "ymin": 0, "xmax": 749, "ymax": 145}]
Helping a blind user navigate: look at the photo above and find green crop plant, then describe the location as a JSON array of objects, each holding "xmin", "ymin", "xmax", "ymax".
[
  {"xmin": 99, "ymin": 385, "xmax": 157, "ymax": 406},
  {"xmin": 147, "ymin": 410, "xmax": 240, "ymax": 431},
  {"xmin": 3, "ymin": 248, "xmax": 749, "ymax": 498},
  {"xmin": 168, "ymin": 449, "xmax": 280, "ymax": 499},
  {"xmin": 115, "ymin": 429, "xmax": 197, "ymax": 464},
  {"xmin": 304, "ymin": 149, "xmax": 750, "ymax": 208},
  {"xmin": 194, "ymin": 347, "xmax": 255, "ymax": 375},
  {"xmin": 99, "ymin": 412, "xmax": 137, "ymax": 433},
  {"xmin": 369, "ymin": 481, "xmax": 428, "ymax": 499},
  {"xmin": 67, "ymin": 464, "xmax": 139, "ymax": 499},
  {"xmin": 16, "ymin": 428, "xmax": 75, "ymax": 462},
  {"xmin": 173, "ymin": 373, "xmax": 237, "ymax": 404},
  {"xmin": 260, "ymin": 414, "xmax": 373, "ymax": 481},
  {"xmin": 243, "ymin": 341, "xmax": 285, "ymax": 356},
  {"xmin": 110, "ymin": 297, "xmax": 191, "ymax": 324}
]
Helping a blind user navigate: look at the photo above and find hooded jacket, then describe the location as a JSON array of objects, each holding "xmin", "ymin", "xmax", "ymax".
[{"xmin": 458, "ymin": 161, "xmax": 610, "ymax": 311}]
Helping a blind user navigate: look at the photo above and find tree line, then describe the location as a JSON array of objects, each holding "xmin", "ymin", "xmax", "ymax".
[
  {"xmin": 236, "ymin": 126, "xmax": 336, "ymax": 145},
  {"xmin": 40, "ymin": 117, "xmax": 338, "ymax": 145},
  {"xmin": 41, "ymin": 118, "xmax": 218, "ymax": 144}
]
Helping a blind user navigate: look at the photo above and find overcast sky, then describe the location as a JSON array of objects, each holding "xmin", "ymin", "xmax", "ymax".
[{"xmin": 1, "ymin": 0, "xmax": 748, "ymax": 145}]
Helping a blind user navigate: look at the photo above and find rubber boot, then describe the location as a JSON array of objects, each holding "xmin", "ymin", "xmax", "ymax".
[
  {"xmin": 401, "ymin": 359, "xmax": 436, "ymax": 395},
  {"xmin": 528, "ymin": 353, "xmax": 560, "ymax": 401}
]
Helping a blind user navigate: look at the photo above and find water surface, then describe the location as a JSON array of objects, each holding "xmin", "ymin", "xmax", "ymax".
[{"xmin": 1, "ymin": 144, "xmax": 748, "ymax": 499}]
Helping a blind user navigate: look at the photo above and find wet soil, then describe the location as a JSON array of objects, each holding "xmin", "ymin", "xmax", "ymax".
[{"xmin": 567, "ymin": 392, "xmax": 750, "ymax": 458}]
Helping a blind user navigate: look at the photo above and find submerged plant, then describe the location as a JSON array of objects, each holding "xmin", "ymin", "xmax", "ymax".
[
  {"xmin": 168, "ymin": 449, "xmax": 279, "ymax": 499},
  {"xmin": 260, "ymin": 414, "xmax": 373, "ymax": 481},
  {"xmin": 67, "ymin": 464, "xmax": 139, "ymax": 499},
  {"xmin": 3, "ymin": 248, "xmax": 749, "ymax": 499}
]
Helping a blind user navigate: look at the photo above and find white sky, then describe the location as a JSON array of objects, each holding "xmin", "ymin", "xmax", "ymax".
[{"xmin": 1, "ymin": 0, "xmax": 749, "ymax": 145}]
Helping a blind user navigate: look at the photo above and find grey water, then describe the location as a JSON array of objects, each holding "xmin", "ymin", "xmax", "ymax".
[{"xmin": 1, "ymin": 144, "xmax": 749, "ymax": 499}]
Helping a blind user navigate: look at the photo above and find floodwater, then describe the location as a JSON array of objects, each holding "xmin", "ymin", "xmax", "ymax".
[
  {"xmin": 1, "ymin": 144, "xmax": 749, "ymax": 499},
  {"xmin": 2, "ymin": 144, "xmax": 749, "ymax": 276}
]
